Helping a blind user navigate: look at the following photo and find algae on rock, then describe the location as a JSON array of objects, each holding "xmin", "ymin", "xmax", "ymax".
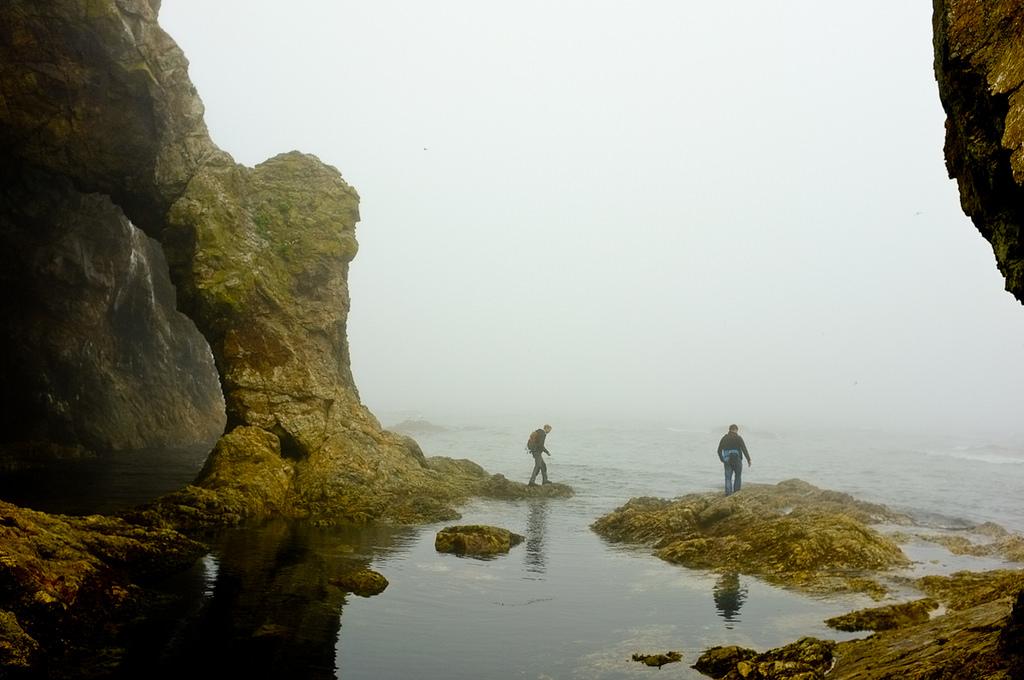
[
  {"xmin": 592, "ymin": 480, "xmax": 910, "ymax": 596},
  {"xmin": 435, "ymin": 524, "xmax": 526, "ymax": 556}
]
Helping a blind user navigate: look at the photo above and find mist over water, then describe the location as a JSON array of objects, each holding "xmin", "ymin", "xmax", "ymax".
[{"xmin": 158, "ymin": 0, "xmax": 1024, "ymax": 440}]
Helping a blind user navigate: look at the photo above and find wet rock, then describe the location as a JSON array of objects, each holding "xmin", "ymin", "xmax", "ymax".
[
  {"xmin": 0, "ymin": 610, "xmax": 39, "ymax": 669},
  {"xmin": 631, "ymin": 650, "xmax": 682, "ymax": 668},
  {"xmin": 916, "ymin": 569, "xmax": 1024, "ymax": 611},
  {"xmin": 592, "ymin": 480, "xmax": 909, "ymax": 595},
  {"xmin": 435, "ymin": 525, "xmax": 525, "ymax": 556},
  {"xmin": 828, "ymin": 594, "xmax": 1019, "ymax": 679},
  {"xmin": 477, "ymin": 474, "xmax": 575, "ymax": 500},
  {"xmin": 915, "ymin": 529, "xmax": 1024, "ymax": 563},
  {"xmin": 825, "ymin": 598, "xmax": 938, "ymax": 632},
  {"xmin": 330, "ymin": 569, "xmax": 389, "ymax": 597},
  {"xmin": 692, "ymin": 645, "xmax": 757, "ymax": 678},
  {"xmin": 0, "ymin": 500, "xmax": 204, "ymax": 674},
  {"xmin": 693, "ymin": 637, "xmax": 834, "ymax": 679}
]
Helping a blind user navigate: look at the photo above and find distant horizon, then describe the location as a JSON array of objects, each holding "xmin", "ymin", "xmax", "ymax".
[{"xmin": 162, "ymin": 1, "xmax": 1024, "ymax": 441}]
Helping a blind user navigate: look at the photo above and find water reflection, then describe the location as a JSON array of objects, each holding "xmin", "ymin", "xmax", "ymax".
[
  {"xmin": 713, "ymin": 571, "xmax": 747, "ymax": 628},
  {"xmin": 525, "ymin": 499, "xmax": 549, "ymax": 575},
  {"xmin": 120, "ymin": 520, "xmax": 416, "ymax": 679}
]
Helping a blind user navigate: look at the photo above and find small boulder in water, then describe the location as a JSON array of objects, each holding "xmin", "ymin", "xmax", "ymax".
[
  {"xmin": 631, "ymin": 650, "xmax": 682, "ymax": 668},
  {"xmin": 330, "ymin": 569, "xmax": 389, "ymax": 597},
  {"xmin": 435, "ymin": 525, "xmax": 524, "ymax": 556}
]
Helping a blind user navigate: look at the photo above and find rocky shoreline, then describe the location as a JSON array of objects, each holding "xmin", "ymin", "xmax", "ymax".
[
  {"xmin": 6, "ymin": 477, "xmax": 1019, "ymax": 678},
  {"xmin": 593, "ymin": 480, "xmax": 1024, "ymax": 679}
]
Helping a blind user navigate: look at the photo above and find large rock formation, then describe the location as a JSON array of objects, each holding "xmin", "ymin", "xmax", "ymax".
[
  {"xmin": 0, "ymin": 0, "xmax": 550, "ymax": 525},
  {"xmin": 933, "ymin": 0, "xmax": 1024, "ymax": 303}
]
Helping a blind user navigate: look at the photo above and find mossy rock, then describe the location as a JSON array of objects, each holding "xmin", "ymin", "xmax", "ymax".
[
  {"xmin": 694, "ymin": 637, "xmax": 834, "ymax": 680},
  {"xmin": 330, "ymin": 569, "xmax": 388, "ymax": 597},
  {"xmin": 594, "ymin": 481, "xmax": 909, "ymax": 595},
  {"xmin": 826, "ymin": 598, "xmax": 938, "ymax": 632},
  {"xmin": 435, "ymin": 525, "xmax": 524, "ymax": 556},
  {"xmin": 631, "ymin": 651, "xmax": 682, "ymax": 668}
]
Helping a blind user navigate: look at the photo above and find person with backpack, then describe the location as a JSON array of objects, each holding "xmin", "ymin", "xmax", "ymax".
[
  {"xmin": 527, "ymin": 424, "xmax": 553, "ymax": 486},
  {"xmin": 717, "ymin": 424, "xmax": 751, "ymax": 496}
]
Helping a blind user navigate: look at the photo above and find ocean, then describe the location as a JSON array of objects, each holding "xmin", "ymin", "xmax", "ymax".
[{"xmin": 3, "ymin": 416, "xmax": 1023, "ymax": 679}]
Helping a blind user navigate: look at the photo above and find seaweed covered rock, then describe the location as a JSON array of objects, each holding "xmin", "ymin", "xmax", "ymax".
[
  {"xmin": 0, "ymin": 500, "xmax": 204, "ymax": 674},
  {"xmin": 916, "ymin": 569, "xmax": 1024, "ymax": 611},
  {"xmin": 435, "ymin": 525, "xmax": 525, "ymax": 556},
  {"xmin": 592, "ymin": 480, "xmax": 909, "ymax": 595},
  {"xmin": 631, "ymin": 651, "xmax": 682, "ymax": 668},
  {"xmin": 692, "ymin": 646, "xmax": 758, "ymax": 678},
  {"xmin": 828, "ymin": 594, "xmax": 1020, "ymax": 679},
  {"xmin": 330, "ymin": 569, "xmax": 389, "ymax": 597},
  {"xmin": 717, "ymin": 571, "xmax": 1024, "ymax": 679},
  {"xmin": 693, "ymin": 637, "xmax": 834, "ymax": 679},
  {"xmin": 916, "ymin": 529, "xmax": 1024, "ymax": 563},
  {"xmin": 825, "ymin": 598, "xmax": 938, "ymax": 632},
  {"xmin": 476, "ymin": 473, "xmax": 575, "ymax": 500}
]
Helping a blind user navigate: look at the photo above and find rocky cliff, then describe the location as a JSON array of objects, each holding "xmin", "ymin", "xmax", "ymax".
[
  {"xmin": 933, "ymin": 0, "xmax": 1024, "ymax": 303},
  {"xmin": 0, "ymin": 0, "xmax": 539, "ymax": 525}
]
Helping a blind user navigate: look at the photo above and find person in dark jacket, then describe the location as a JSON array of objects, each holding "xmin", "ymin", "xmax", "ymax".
[
  {"xmin": 527, "ymin": 424, "xmax": 553, "ymax": 486},
  {"xmin": 717, "ymin": 424, "xmax": 751, "ymax": 496}
]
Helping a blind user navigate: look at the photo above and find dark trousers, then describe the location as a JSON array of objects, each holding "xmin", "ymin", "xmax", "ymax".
[{"xmin": 529, "ymin": 451, "xmax": 548, "ymax": 484}]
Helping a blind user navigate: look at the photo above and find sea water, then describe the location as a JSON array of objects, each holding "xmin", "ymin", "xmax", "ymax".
[{"xmin": 4, "ymin": 417, "xmax": 1023, "ymax": 679}]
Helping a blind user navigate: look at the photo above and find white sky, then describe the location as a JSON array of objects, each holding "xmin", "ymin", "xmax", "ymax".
[{"xmin": 160, "ymin": 1, "xmax": 1024, "ymax": 436}]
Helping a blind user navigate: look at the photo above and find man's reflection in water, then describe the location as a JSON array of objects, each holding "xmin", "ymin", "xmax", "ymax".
[
  {"xmin": 713, "ymin": 571, "xmax": 747, "ymax": 628},
  {"xmin": 525, "ymin": 500, "xmax": 549, "ymax": 575}
]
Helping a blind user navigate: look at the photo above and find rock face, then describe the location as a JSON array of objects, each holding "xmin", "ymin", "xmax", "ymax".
[
  {"xmin": 592, "ymin": 480, "xmax": 910, "ymax": 595},
  {"xmin": 933, "ymin": 0, "xmax": 1024, "ymax": 303},
  {"xmin": 0, "ymin": 0, "xmax": 561, "ymax": 525},
  {"xmin": 0, "ymin": 166, "xmax": 224, "ymax": 458}
]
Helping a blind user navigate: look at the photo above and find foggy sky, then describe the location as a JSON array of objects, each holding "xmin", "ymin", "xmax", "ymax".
[{"xmin": 160, "ymin": 1, "xmax": 1024, "ymax": 436}]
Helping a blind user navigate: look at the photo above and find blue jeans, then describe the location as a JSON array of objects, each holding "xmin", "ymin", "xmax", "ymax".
[{"xmin": 722, "ymin": 451, "xmax": 742, "ymax": 495}]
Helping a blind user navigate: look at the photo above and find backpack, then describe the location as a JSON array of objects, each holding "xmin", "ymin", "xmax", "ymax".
[{"xmin": 526, "ymin": 429, "xmax": 544, "ymax": 453}]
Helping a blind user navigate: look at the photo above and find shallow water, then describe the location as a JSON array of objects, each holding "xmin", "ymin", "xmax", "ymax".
[{"xmin": 5, "ymin": 418, "xmax": 1023, "ymax": 678}]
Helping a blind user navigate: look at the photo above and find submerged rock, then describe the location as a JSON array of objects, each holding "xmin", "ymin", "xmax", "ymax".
[
  {"xmin": 592, "ymin": 480, "xmax": 909, "ymax": 595},
  {"xmin": 435, "ymin": 525, "xmax": 525, "ymax": 556},
  {"xmin": 825, "ymin": 598, "xmax": 938, "ymax": 632},
  {"xmin": 631, "ymin": 651, "xmax": 682, "ymax": 668},
  {"xmin": 916, "ymin": 530, "xmax": 1024, "ymax": 564}
]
